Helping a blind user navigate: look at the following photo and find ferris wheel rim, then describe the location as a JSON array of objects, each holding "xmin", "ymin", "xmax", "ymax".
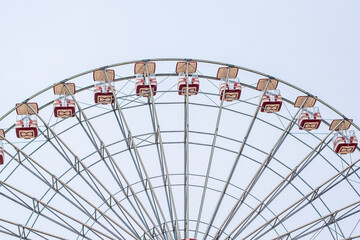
[
  {"xmin": 0, "ymin": 58, "xmax": 357, "ymax": 131},
  {"xmin": 0, "ymin": 59, "xmax": 358, "ymax": 240}
]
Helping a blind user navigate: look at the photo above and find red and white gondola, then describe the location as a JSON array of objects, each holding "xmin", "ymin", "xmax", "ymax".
[
  {"xmin": 136, "ymin": 73, "xmax": 157, "ymax": 97},
  {"xmin": 0, "ymin": 129, "xmax": 4, "ymax": 165},
  {"xmin": 298, "ymin": 107, "xmax": 322, "ymax": 130},
  {"xmin": 260, "ymin": 89, "xmax": 282, "ymax": 113},
  {"xmin": 53, "ymin": 83, "xmax": 76, "ymax": 118},
  {"xmin": 176, "ymin": 61, "xmax": 198, "ymax": 96},
  {"xmin": 93, "ymin": 69, "xmax": 115, "ymax": 104},
  {"xmin": 135, "ymin": 62, "xmax": 157, "ymax": 97},
  {"xmin": 219, "ymin": 78, "xmax": 241, "ymax": 101},
  {"xmin": 333, "ymin": 130, "xmax": 358, "ymax": 154},
  {"xmin": 15, "ymin": 103, "xmax": 39, "ymax": 139},
  {"xmin": 178, "ymin": 72, "xmax": 199, "ymax": 96}
]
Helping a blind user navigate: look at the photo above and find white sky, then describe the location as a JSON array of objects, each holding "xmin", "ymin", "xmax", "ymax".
[
  {"xmin": 0, "ymin": 0, "xmax": 359, "ymax": 121},
  {"xmin": 0, "ymin": 1, "xmax": 360, "ymax": 238}
]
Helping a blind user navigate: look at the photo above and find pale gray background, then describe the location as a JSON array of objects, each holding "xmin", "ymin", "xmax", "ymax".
[
  {"xmin": 0, "ymin": 0, "xmax": 359, "ymax": 121},
  {"xmin": 0, "ymin": 1, "xmax": 359, "ymax": 238}
]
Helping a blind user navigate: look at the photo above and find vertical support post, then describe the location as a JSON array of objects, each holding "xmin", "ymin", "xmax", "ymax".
[{"xmin": 184, "ymin": 61, "xmax": 190, "ymax": 240}]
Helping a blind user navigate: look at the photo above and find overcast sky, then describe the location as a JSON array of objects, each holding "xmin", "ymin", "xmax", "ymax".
[
  {"xmin": 0, "ymin": 0, "xmax": 359, "ymax": 122},
  {"xmin": 0, "ymin": 1, "xmax": 360, "ymax": 238}
]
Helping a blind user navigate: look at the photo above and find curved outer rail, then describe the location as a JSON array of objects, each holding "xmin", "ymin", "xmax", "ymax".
[
  {"xmin": 1, "ymin": 58, "xmax": 358, "ymax": 131},
  {"xmin": 0, "ymin": 58, "xmax": 359, "ymax": 240}
]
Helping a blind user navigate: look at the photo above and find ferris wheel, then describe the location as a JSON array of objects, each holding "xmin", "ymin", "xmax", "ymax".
[{"xmin": 0, "ymin": 58, "xmax": 359, "ymax": 240}]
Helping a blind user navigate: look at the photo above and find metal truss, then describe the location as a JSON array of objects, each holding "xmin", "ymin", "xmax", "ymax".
[{"xmin": 0, "ymin": 59, "xmax": 359, "ymax": 240}]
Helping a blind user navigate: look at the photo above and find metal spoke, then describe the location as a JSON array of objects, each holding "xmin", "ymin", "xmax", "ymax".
[
  {"xmin": 26, "ymin": 102, "xmax": 151, "ymax": 239},
  {"xmin": 225, "ymin": 120, "xmax": 345, "ymax": 239},
  {"xmin": 0, "ymin": 135, "xmax": 137, "ymax": 239},
  {"xmin": 202, "ymin": 79, "xmax": 272, "ymax": 240},
  {"xmin": 183, "ymin": 62, "xmax": 191, "ymax": 240},
  {"xmin": 65, "ymin": 86, "xmax": 164, "ymax": 240},
  {"xmin": 0, "ymin": 218, "xmax": 68, "ymax": 240},
  {"xmin": 241, "ymin": 155, "xmax": 360, "ymax": 239},
  {"xmin": 272, "ymin": 200, "xmax": 360, "ymax": 240},
  {"xmin": 0, "ymin": 180, "xmax": 116, "ymax": 240},
  {"xmin": 145, "ymin": 68, "xmax": 182, "ymax": 239},
  {"xmin": 213, "ymin": 97, "xmax": 308, "ymax": 238},
  {"xmin": 0, "ymin": 58, "xmax": 359, "ymax": 240},
  {"xmin": 194, "ymin": 68, "xmax": 231, "ymax": 239},
  {"xmin": 100, "ymin": 69, "xmax": 176, "ymax": 240}
]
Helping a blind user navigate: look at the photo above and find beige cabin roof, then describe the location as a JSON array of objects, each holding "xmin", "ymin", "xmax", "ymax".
[
  {"xmin": 0, "ymin": 129, "xmax": 5, "ymax": 138},
  {"xmin": 216, "ymin": 67, "xmax": 238, "ymax": 79},
  {"xmin": 134, "ymin": 62, "xmax": 156, "ymax": 74},
  {"xmin": 256, "ymin": 78, "xmax": 278, "ymax": 91},
  {"xmin": 294, "ymin": 96, "xmax": 317, "ymax": 108},
  {"xmin": 53, "ymin": 83, "xmax": 76, "ymax": 95},
  {"xmin": 16, "ymin": 103, "xmax": 39, "ymax": 115},
  {"xmin": 176, "ymin": 61, "xmax": 197, "ymax": 74},
  {"xmin": 93, "ymin": 69, "xmax": 115, "ymax": 81},
  {"xmin": 329, "ymin": 119, "xmax": 353, "ymax": 131}
]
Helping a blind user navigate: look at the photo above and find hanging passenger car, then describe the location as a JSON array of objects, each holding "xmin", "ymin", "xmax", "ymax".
[
  {"xmin": 217, "ymin": 66, "xmax": 240, "ymax": 101},
  {"xmin": 135, "ymin": 73, "xmax": 157, "ymax": 97},
  {"xmin": 329, "ymin": 119, "xmax": 357, "ymax": 154},
  {"xmin": 260, "ymin": 89, "xmax": 282, "ymax": 113},
  {"xmin": 176, "ymin": 61, "xmax": 199, "ymax": 96},
  {"xmin": 93, "ymin": 69, "xmax": 115, "ymax": 104},
  {"xmin": 53, "ymin": 83, "xmax": 76, "ymax": 118},
  {"xmin": 333, "ymin": 130, "xmax": 358, "ymax": 154},
  {"xmin": 15, "ymin": 103, "xmax": 39, "ymax": 139},
  {"xmin": 177, "ymin": 72, "xmax": 200, "ymax": 96},
  {"xmin": 256, "ymin": 78, "xmax": 282, "ymax": 113},
  {"xmin": 298, "ymin": 107, "xmax": 322, "ymax": 130},
  {"xmin": 0, "ymin": 141, "xmax": 3, "ymax": 165},
  {"xmin": 294, "ymin": 96, "xmax": 320, "ymax": 130},
  {"xmin": 219, "ymin": 78, "xmax": 241, "ymax": 101},
  {"xmin": 135, "ymin": 62, "xmax": 157, "ymax": 97},
  {"xmin": 0, "ymin": 129, "xmax": 4, "ymax": 165}
]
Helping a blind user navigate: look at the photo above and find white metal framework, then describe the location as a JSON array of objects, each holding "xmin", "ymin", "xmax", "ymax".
[{"xmin": 0, "ymin": 58, "xmax": 359, "ymax": 240}]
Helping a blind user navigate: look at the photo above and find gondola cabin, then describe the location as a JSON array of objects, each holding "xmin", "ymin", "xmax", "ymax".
[
  {"xmin": 216, "ymin": 66, "xmax": 240, "ymax": 101},
  {"xmin": 298, "ymin": 107, "xmax": 321, "ymax": 130},
  {"xmin": 93, "ymin": 69, "xmax": 115, "ymax": 104},
  {"xmin": 178, "ymin": 72, "xmax": 199, "ymax": 96},
  {"xmin": 135, "ymin": 73, "xmax": 157, "ymax": 97},
  {"xmin": 260, "ymin": 89, "xmax": 282, "ymax": 113},
  {"xmin": 15, "ymin": 103, "xmax": 39, "ymax": 139},
  {"xmin": 176, "ymin": 61, "xmax": 198, "ymax": 96},
  {"xmin": 53, "ymin": 83, "xmax": 76, "ymax": 118},
  {"xmin": 219, "ymin": 78, "xmax": 241, "ymax": 101},
  {"xmin": 135, "ymin": 62, "xmax": 157, "ymax": 97},
  {"xmin": 0, "ymin": 129, "xmax": 4, "ymax": 165},
  {"xmin": 0, "ymin": 141, "xmax": 3, "ymax": 165},
  {"xmin": 333, "ymin": 130, "xmax": 358, "ymax": 154}
]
